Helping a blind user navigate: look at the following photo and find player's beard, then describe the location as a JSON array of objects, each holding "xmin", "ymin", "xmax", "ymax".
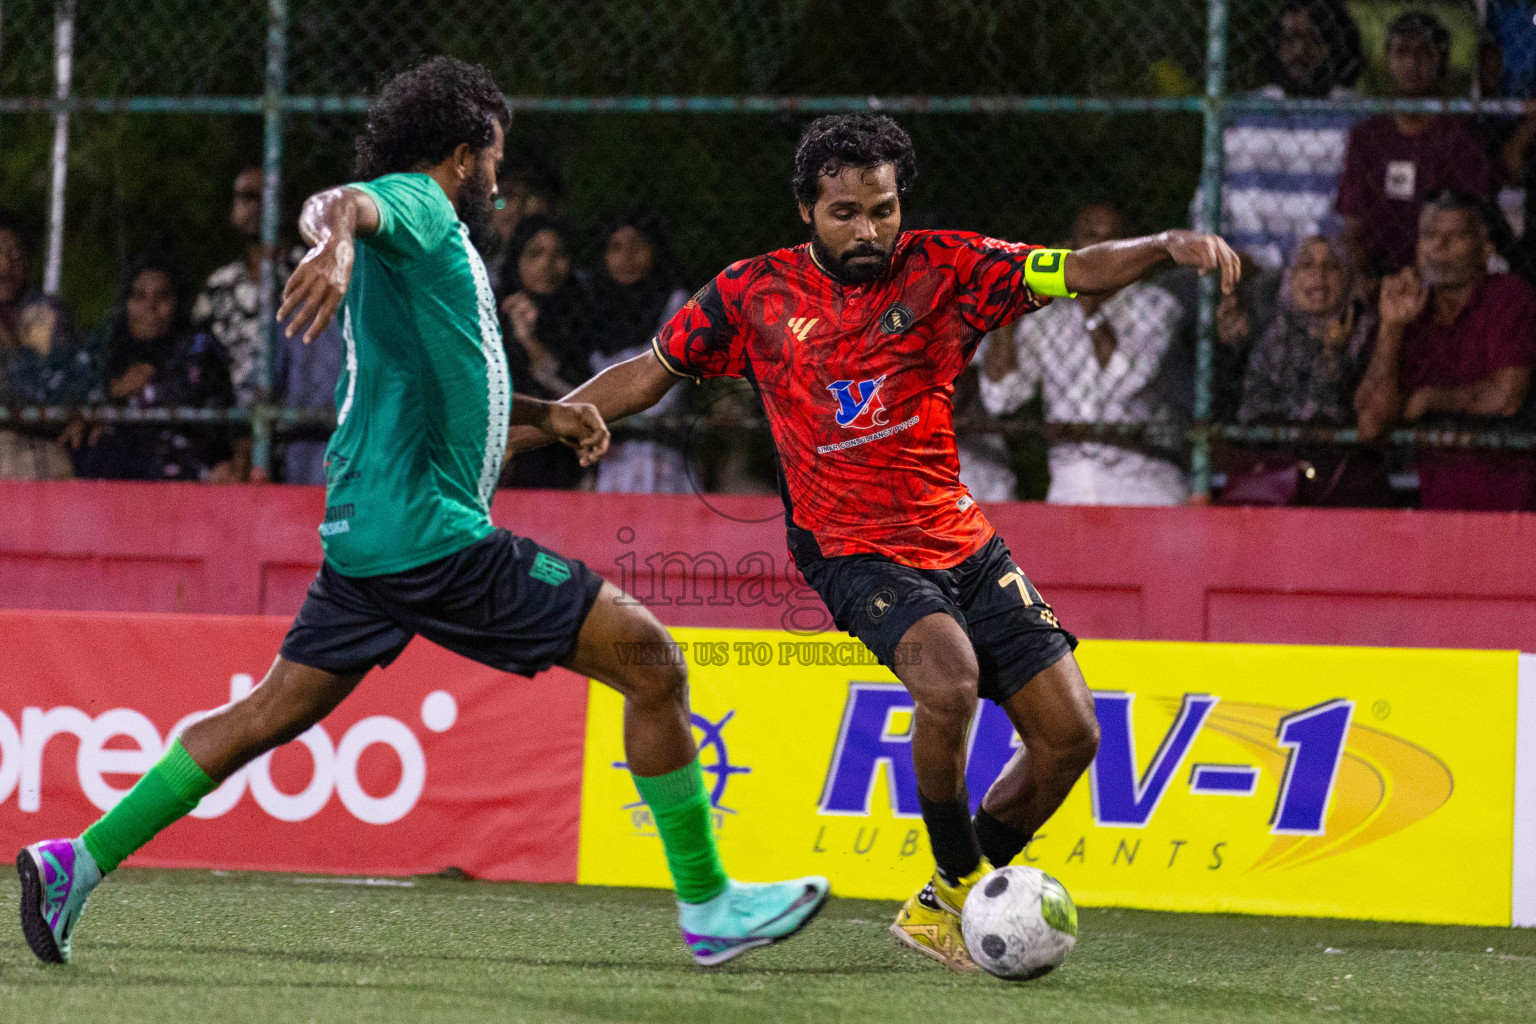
[
  {"xmin": 458, "ymin": 164, "xmax": 498, "ymax": 258},
  {"xmin": 811, "ymin": 231, "xmax": 894, "ymax": 284}
]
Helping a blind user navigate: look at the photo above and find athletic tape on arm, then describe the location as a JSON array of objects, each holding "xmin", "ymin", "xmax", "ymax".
[{"xmin": 1024, "ymin": 248, "xmax": 1076, "ymax": 298}]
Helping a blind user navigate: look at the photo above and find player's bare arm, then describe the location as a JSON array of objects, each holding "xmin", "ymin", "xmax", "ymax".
[
  {"xmin": 278, "ymin": 186, "xmax": 381, "ymax": 344},
  {"xmin": 504, "ymin": 351, "xmax": 678, "ymax": 457},
  {"xmin": 1064, "ymin": 228, "xmax": 1241, "ymax": 296},
  {"xmin": 509, "ymin": 393, "xmax": 612, "ymax": 466}
]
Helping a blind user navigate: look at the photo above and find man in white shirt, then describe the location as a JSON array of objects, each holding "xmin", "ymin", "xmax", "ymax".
[{"xmin": 980, "ymin": 203, "xmax": 1188, "ymax": 505}]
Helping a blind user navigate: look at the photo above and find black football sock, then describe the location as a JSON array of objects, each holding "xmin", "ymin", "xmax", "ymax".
[
  {"xmin": 918, "ymin": 786, "xmax": 982, "ymax": 887},
  {"xmin": 974, "ymin": 806, "xmax": 1031, "ymax": 868}
]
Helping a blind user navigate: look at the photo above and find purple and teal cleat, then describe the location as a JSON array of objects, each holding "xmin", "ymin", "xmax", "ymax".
[
  {"xmin": 17, "ymin": 838, "xmax": 102, "ymax": 964},
  {"xmin": 679, "ymin": 875, "xmax": 831, "ymax": 967}
]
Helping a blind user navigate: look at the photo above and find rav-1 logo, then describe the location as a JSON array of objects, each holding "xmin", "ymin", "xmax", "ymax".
[{"xmin": 819, "ymin": 685, "xmax": 1356, "ymax": 836}]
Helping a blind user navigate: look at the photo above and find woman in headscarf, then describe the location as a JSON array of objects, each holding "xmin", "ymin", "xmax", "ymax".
[
  {"xmin": 585, "ymin": 208, "xmax": 692, "ymax": 494},
  {"xmin": 497, "ymin": 213, "xmax": 594, "ymax": 489},
  {"xmin": 1221, "ymin": 234, "xmax": 1391, "ymax": 505},
  {"xmin": 75, "ymin": 253, "xmax": 235, "ymax": 481}
]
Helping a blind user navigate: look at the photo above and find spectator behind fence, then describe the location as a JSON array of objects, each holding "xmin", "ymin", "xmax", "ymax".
[
  {"xmin": 0, "ymin": 208, "xmax": 92, "ymax": 480},
  {"xmin": 979, "ymin": 203, "xmax": 1187, "ymax": 506},
  {"xmin": 497, "ymin": 213, "xmax": 595, "ymax": 489},
  {"xmin": 1337, "ymin": 11, "xmax": 1492, "ymax": 280},
  {"xmin": 588, "ymin": 209, "xmax": 691, "ymax": 494},
  {"xmin": 74, "ymin": 254, "xmax": 236, "ymax": 482},
  {"xmin": 1203, "ymin": 0, "xmax": 1362, "ymax": 270},
  {"xmin": 1219, "ymin": 234, "xmax": 1392, "ymax": 506},
  {"xmin": 191, "ymin": 167, "xmax": 285, "ymax": 409},
  {"xmin": 271, "ymin": 310, "xmax": 342, "ymax": 486},
  {"xmin": 1491, "ymin": 1, "xmax": 1536, "ymax": 280},
  {"xmin": 1488, "ymin": 1, "xmax": 1536, "ymax": 99},
  {"xmin": 1356, "ymin": 191, "xmax": 1536, "ymax": 510},
  {"xmin": 485, "ymin": 153, "xmax": 562, "ymax": 295},
  {"xmin": 192, "ymin": 166, "xmax": 306, "ymax": 480}
]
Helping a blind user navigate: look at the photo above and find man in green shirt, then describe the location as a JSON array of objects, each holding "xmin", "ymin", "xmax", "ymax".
[{"xmin": 18, "ymin": 57, "xmax": 827, "ymax": 970}]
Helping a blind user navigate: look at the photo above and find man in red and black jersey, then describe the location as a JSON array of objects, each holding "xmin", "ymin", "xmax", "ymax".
[{"xmin": 519, "ymin": 114, "xmax": 1240, "ymax": 970}]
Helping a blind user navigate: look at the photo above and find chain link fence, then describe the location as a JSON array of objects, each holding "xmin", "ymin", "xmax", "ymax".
[{"xmin": 2, "ymin": 0, "xmax": 1534, "ymax": 501}]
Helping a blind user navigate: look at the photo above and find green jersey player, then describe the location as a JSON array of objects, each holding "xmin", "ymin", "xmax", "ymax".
[{"xmin": 18, "ymin": 57, "xmax": 827, "ymax": 969}]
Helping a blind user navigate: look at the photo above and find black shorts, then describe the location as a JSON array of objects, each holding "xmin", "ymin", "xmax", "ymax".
[
  {"xmin": 798, "ymin": 533, "xmax": 1077, "ymax": 705},
  {"xmin": 280, "ymin": 528, "xmax": 605, "ymax": 677}
]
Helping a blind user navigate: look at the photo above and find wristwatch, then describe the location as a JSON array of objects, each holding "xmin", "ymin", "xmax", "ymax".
[{"xmin": 1083, "ymin": 312, "xmax": 1107, "ymax": 332}]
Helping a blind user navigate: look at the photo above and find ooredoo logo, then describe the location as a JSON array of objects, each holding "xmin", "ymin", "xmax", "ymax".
[{"xmin": 0, "ymin": 674, "xmax": 458, "ymax": 825}]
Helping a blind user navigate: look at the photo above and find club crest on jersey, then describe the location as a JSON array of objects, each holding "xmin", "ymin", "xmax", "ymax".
[
  {"xmin": 879, "ymin": 302, "xmax": 915, "ymax": 334},
  {"xmin": 827, "ymin": 375, "xmax": 890, "ymax": 429}
]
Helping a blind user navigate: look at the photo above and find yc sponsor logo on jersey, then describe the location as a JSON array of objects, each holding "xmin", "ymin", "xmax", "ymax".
[{"xmin": 826, "ymin": 375, "xmax": 890, "ymax": 430}]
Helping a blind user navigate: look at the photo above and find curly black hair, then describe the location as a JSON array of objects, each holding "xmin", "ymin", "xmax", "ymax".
[
  {"xmin": 792, "ymin": 114, "xmax": 917, "ymax": 208},
  {"xmin": 354, "ymin": 57, "xmax": 510, "ymax": 180}
]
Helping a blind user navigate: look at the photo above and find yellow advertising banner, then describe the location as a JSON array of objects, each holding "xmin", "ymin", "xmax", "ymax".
[{"xmin": 578, "ymin": 630, "xmax": 1519, "ymax": 926}]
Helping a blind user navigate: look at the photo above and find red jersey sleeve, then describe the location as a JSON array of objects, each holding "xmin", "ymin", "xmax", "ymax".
[
  {"xmin": 939, "ymin": 233, "xmax": 1051, "ymax": 333},
  {"xmin": 652, "ymin": 265, "xmax": 747, "ymax": 382}
]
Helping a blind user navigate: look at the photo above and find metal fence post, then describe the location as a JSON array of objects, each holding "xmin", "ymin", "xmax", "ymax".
[
  {"xmin": 1192, "ymin": 0, "xmax": 1229, "ymax": 500},
  {"xmin": 253, "ymin": 0, "xmax": 289, "ymax": 479},
  {"xmin": 42, "ymin": 0, "xmax": 74, "ymax": 297}
]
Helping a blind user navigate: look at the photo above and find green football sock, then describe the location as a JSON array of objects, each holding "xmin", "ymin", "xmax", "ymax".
[
  {"xmin": 81, "ymin": 739, "xmax": 216, "ymax": 874},
  {"xmin": 632, "ymin": 759, "xmax": 729, "ymax": 904}
]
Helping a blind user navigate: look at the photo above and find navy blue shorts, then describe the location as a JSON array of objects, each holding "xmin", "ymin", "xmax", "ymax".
[
  {"xmin": 798, "ymin": 534, "xmax": 1077, "ymax": 705},
  {"xmin": 279, "ymin": 528, "xmax": 605, "ymax": 677}
]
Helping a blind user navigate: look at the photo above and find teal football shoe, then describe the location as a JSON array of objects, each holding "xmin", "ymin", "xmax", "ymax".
[
  {"xmin": 678, "ymin": 875, "xmax": 830, "ymax": 967},
  {"xmin": 18, "ymin": 838, "xmax": 102, "ymax": 964}
]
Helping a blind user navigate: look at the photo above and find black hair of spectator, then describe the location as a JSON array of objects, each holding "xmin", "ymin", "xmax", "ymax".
[
  {"xmin": 354, "ymin": 57, "xmax": 511, "ymax": 180},
  {"xmin": 598, "ymin": 207, "xmax": 680, "ymax": 288},
  {"xmin": 0, "ymin": 207, "xmax": 31, "ymax": 253},
  {"xmin": 114, "ymin": 251, "xmax": 190, "ymax": 329},
  {"xmin": 100, "ymin": 252, "xmax": 194, "ymax": 382},
  {"xmin": 503, "ymin": 213, "xmax": 574, "ymax": 295},
  {"xmin": 1422, "ymin": 188, "xmax": 1494, "ymax": 243},
  {"xmin": 1263, "ymin": 0, "xmax": 1363, "ymax": 91},
  {"xmin": 1386, "ymin": 10, "xmax": 1452, "ymax": 78},
  {"xmin": 792, "ymin": 114, "xmax": 917, "ymax": 208},
  {"xmin": 499, "ymin": 151, "xmax": 562, "ymax": 200}
]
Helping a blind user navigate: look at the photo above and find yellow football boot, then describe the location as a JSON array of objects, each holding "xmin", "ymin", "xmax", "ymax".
[{"xmin": 889, "ymin": 860, "xmax": 990, "ymax": 972}]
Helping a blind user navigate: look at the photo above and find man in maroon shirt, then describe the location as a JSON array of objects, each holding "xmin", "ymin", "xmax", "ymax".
[
  {"xmin": 513, "ymin": 114, "xmax": 1239, "ymax": 970},
  {"xmin": 1357, "ymin": 191, "xmax": 1536, "ymax": 509},
  {"xmin": 1336, "ymin": 11, "xmax": 1492, "ymax": 279}
]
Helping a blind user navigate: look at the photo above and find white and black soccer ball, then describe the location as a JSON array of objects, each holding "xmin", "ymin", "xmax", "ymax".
[{"xmin": 961, "ymin": 865, "xmax": 1078, "ymax": 980}]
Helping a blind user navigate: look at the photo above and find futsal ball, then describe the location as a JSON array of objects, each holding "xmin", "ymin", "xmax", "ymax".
[{"xmin": 960, "ymin": 865, "xmax": 1078, "ymax": 980}]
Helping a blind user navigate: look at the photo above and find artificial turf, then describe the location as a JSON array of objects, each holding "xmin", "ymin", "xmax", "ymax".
[{"xmin": 1, "ymin": 866, "xmax": 1533, "ymax": 1023}]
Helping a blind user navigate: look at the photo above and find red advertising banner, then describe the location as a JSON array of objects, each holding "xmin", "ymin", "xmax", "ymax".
[{"xmin": 0, "ymin": 610, "xmax": 586, "ymax": 881}]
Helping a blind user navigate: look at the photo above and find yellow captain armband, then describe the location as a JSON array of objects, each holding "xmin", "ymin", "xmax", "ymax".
[{"xmin": 1023, "ymin": 248, "xmax": 1076, "ymax": 298}]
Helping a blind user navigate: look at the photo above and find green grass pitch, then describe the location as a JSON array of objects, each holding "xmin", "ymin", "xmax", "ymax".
[{"xmin": 2, "ymin": 867, "xmax": 1533, "ymax": 1023}]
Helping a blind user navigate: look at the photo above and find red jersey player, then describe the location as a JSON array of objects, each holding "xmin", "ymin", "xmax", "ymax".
[{"xmin": 524, "ymin": 114, "xmax": 1240, "ymax": 971}]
